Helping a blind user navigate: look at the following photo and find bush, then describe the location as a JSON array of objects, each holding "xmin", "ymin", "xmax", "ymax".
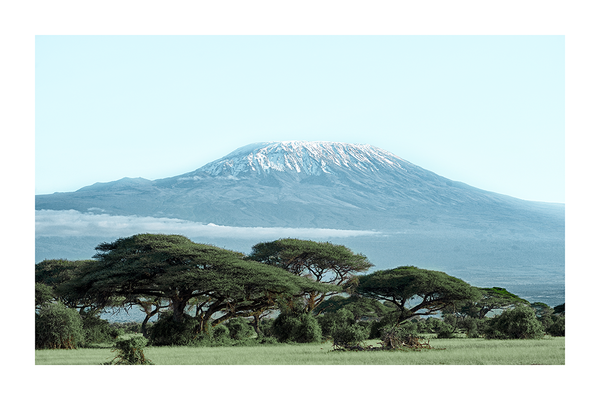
[
  {"xmin": 371, "ymin": 314, "xmax": 420, "ymax": 340},
  {"xmin": 226, "ymin": 317, "xmax": 254, "ymax": 340},
  {"xmin": 255, "ymin": 335, "xmax": 279, "ymax": 345},
  {"xmin": 420, "ymin": 317, "xmax": 450, "ymax": 333},
  {"xmin": 149, "ymin": 312, "xmax": 202, "ymax": 346},
  {"xmin": 461, "ymin": 317, "xmax": 481, "ymax": 338},
  {"xmin": 110, "ymin": 322, "xmax": 142, "ymax": 334},
  {"xmin": 81, "ymin": 312, "xmax": 121, "ymax": 344},
  {"xmin": 443, "ymin": 313, "xmax": 457, "ymax": 328},
  {"xmin": 436, "ymin": 325, "xmax": 456, "ymax": 339},
  {"xmin": 258, "ymin": 318, "xmax": 275, "ymax": 337},
  {"xmin": 107, "ymin": 336, "xmax": 153, "ymax": 365},
  {"xmin": 466, "ymin": 330, "xmax": 480, "ymax": 338},
  {"xmin": 331, "ymin": 323, "xmax": 369, "ymax": 346},
  {"xmin": 546, "ymin": 315, "xmax": 565, "ymax": 337},
  {"xmin": 272, "ymin": 313, "xmax": 300, "ymax": 342},
  {"xmin": 212, "ymin": 323, "xmax": 231, "ymax": 342},
  {"xmin": 369, "ymin": 310, "xmax": 403, "ymax": 339},
  {"xmin": 318, "ymin": 308, "xmax": 355, "ymax": 338},
  {"xmin": 272, "ymin": 312, "xmax": 322, "ymax": 343},
  {"xmin": 428, "ymin": 319, "xmax": 455, "ymax": 338},
  {"xmin": 483, "ymin": 305, "xmax": 545, "ymax": 339},
  {"xmin": 317, "ymin": 308, "xmax": 370, "ymax": 347},
  {"xmin": 379, "ymin": 324, "xmax": 430, "ymax": 350},
  {"xmin": 35, "ymin": 302, "xmax": 84, "ymax": 349},
  {"xmin": 292, "ymin": 313, "xmax": 322, "ymax": 343}
]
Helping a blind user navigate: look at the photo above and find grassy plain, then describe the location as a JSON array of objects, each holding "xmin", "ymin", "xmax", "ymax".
[{"xmin": 35, "ymin": 336, "xmax": 564, "ymax": 365}]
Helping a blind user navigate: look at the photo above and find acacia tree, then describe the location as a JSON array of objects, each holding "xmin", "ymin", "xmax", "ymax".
[
  {"xmin": 35, "ymin": 259, "xmax": 109, "ymax": 314},
  {"xmin": 248, "ymin": 238, "xmax": 373, "ymax": 313},
  {"xmin": 444, "ymin": 287, "xmax": 529, "ymax": 322},
  {"xmin": 72, "ymin": 234, "xmax": 334, "ymax": 333},
  {"xmin": 356, "ymin": 266, "xmax": 480, "ymax": 326}
]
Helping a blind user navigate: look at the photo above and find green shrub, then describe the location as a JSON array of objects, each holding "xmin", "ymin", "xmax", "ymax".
[
  {"xmin": 389, "ymin": 323, "xmax": 418, "ymax": 339},
  {"xmin": 369, "ymin": 310, "xmax": 402, "ymax": 339},
  {"xmin": 443, "ymin": 313, "xmax": 457, "ymax": 328},
  {"xmin": 370, "ymin": 314, "xmax": 420, "ymax": 340},
  {"xmin": 436, "ymin": 326, "xmax": 456, "ymax": 339},
  {"xmin": 318, "ymin": 308, "xmax": 355, "ymax": 338},
  {"xmin": 272, "ymin": 313, "xmax": 300, "ymax": 342},
  {"xmin": 546, "ymin": 315, "xmax": 565, "ymax": 337},
  {"xmin": 461, "ymin": 317, "xmax": 481, "ymax": 337},
  {"xmin": 317, "ymin": 313, "xmax": 336, "ymax": 338},
  {"xmin": 35, "ymin": 302, "xmax": 84, "ymax": 349},
  {"xmin": 81, "ymin": 312, "xmax": 121, "ymax": 344},
  {"xmin": 272, "ymin": 312, "xmax": 322, "ymax": 343},
  {"xmin": 255, "ymin": 335, "xmax": 278, "ymax": 345},
  {"xmin": 423, "ymin": 317, "xmax": 446, "ymax": 333},
  {"xmin": 331, "ymin": 323, "xmax": 369, "ymax": 346},
  {"xmin": 431, "ymin": 319, "xmax": 455, "ymax": 338},
  {"xmin": 258, "ymin": 318, "xmax": 275, "ymax": 337},
  {"xmin": 149, "ymin": 312, "xmax": 201, "ymax": 346},
  {"xmin": 369, "ymin": 321, "xmax": 385, "ymax": 339},
  {"xmin": 212, "ymin": 323, "xmax": 230, "ymax": 342},
  {"xmin": 292, "ymin": 313, "xmax": 322, "ymax": 343},
  {"xmin": 483, "ymin": 305, "xmax": 545, "ymax": 339},
  {"xmin": 226, "ymin": 317, "xmax": 254, "ymax": 340},
  {"xmin": 107, "ymin": 336, "xmax": 153, "ymax": 365},
  {"xmin": 466, "ymin": 330, "xmax": 480, "ymax": 338},
  {"xmin": 318, "ymin": 308, "xmax": 370, "ymax": 347},
  {"xmin": 110, "ymin": 322, "xmax": 142, "ymax": 334}
]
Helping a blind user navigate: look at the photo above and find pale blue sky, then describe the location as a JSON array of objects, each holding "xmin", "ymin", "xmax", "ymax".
[{"xmin": 35, "ymin": 35, "xmax": 565, "ymax": 203}]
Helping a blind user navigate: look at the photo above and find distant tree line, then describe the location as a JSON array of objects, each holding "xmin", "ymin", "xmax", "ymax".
[{"xmin": 35, "ymin": 234, "xmax": 565, "ymax": 349}]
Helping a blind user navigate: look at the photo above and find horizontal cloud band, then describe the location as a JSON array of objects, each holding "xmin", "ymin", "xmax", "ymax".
[{"xmin": 35, "ymin": 209, "xmax": 381, "ymax": 240}]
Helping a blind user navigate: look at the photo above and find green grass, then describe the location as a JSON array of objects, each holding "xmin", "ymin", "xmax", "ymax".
[{"xmin": 35, "ymin": 336, "xmax": 565, "ymax": 365}]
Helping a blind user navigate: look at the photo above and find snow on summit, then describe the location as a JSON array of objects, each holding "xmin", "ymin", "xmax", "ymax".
[{"xmin": 198, "ymin": 141, "xmax": 408, "ymax": 177}]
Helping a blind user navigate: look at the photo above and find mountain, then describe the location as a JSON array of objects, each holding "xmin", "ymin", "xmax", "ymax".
[
  {"xmin": 35, "ymin": 141, "xmax": 565, "ymax": 306},
  {"xmin": 36, "ymin": 141, "xmax": 563, "ymax": 236}
]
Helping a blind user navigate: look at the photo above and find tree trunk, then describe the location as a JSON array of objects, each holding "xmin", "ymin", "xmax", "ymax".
[
  {"xmin": 140, "ymin": 306, "xmax": 162, "ymax": 338},
  {"xmin": 171, "ymin": 297, "xmax": 188, "ymax": 323},
  {"xmin": 141, "ymin": 314, "xmax": 151, "ymax": 338},
  {"xmin": 196, "ymin": 317, "xmax": 212, "ymax": 334},
  {"xmin": 251, "ymin": 315, "xmax": 262, "ymax": 337}
]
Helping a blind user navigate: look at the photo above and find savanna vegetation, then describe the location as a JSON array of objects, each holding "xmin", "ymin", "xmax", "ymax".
[{"xmin": 35, "ymin": 234, "xmax": 565, "ymax": 364}]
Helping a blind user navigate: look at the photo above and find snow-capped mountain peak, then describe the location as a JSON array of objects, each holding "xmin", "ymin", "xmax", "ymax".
[{"xmin": 197, "ymin": 141, "xmax": 409, "ymax": 177}]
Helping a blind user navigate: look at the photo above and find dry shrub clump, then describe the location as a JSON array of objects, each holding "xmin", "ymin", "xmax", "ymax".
[
  {"xmin": 105, "ymin": 336, "xmax": 153, "ymax": 365},
  {"xmin": 332, "ymin": 325, "xmax": 435, "ymax": 352},
  {"xmin": 378, "ymin": 328, "xmax": 433, "ymax": 350}
]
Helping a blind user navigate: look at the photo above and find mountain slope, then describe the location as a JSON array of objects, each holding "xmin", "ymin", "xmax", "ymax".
[{"xmin": 36, "ymin": 141, "xmax": 564, "ymax": 239}]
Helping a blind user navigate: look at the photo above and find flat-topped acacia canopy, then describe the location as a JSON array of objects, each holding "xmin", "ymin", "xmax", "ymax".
[
  {"xmin": 74, "ymin": 234, "xmax": 335, "ymax": 331},
  {"xmin": 248, "ymin": 238, "xmax": 373, "ymax": 312},
  {"xmin": 357, "ymin": 266, "xmax": 480, "ymax": 324}
]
